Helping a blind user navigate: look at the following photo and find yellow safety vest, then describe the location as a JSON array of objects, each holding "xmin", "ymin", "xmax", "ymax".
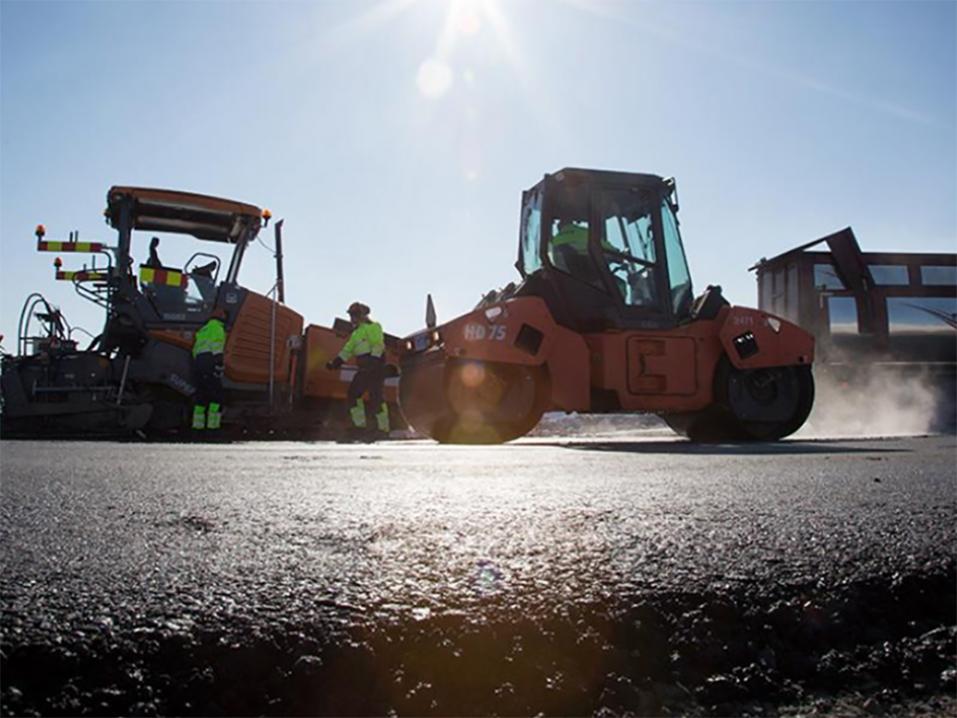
[
  {"xmin": 338, "ymin": 321, "xmax": 384, "ymax": 360},
  {"xmin": 193, "ymin": 318, "xmax": 226, "ymax": 357},
  {"xmin": 552, "ymin": 223, "xmax": 589, "ymax": 252}
]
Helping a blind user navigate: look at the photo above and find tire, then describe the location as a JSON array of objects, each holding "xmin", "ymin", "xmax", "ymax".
[
  {"xmin": 662, "ymin": 406, "xmax": 740, "ymax": 442},
  {"xmin": 430, "ymin": 361, "xmax": 549, "ymax": 444},
  {"xmin": 665, "ymin": 359, "xmax": 814, "ymax": 442},
  {"xmin": 719, "ymin": 359, "xmax": 814, "ymax": 441}
]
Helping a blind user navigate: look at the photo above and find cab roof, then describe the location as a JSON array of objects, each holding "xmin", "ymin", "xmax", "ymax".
[
  {"xmin": 546, "ymin": 167, "xmax": 669, "ymax": 189},
  {"xmin": 106, "ymin": 186, "xmax": 264, "ymax": 243}
]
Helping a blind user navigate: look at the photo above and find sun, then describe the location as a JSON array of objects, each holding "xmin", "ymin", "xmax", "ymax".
[
  {"xmin": 333, "ymin": 0, "xmax": 515, "ymax": 100},
  {"xmin": 417, "ymin": 0, "xmax": 510, "ymax": 99}
]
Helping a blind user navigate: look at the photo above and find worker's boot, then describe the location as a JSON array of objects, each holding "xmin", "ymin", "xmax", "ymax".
[
  {"xmin": 349, "ymin": 399, "xmax": 367, "ymax": 430},
  {"xmin": 192, "ymin": 405, "xmax": 207, "ymax": 430},
  {"xmin": 207, "ymin": 403, "xmax": 222, "ymax": 430},
  {"xmin": 373, "ymin": 402, "xmax": 390, "ymax": 441},
  {"xmin": 337, "ymin": 399, "xmax": 368, "ymax": 443}
]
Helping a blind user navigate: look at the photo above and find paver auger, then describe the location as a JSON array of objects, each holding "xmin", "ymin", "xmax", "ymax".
[
  {"xmin": 399, "ymin": 168, "xmax": 815, "ymax": 443},
  {"xmin": 1, "ymin": 186, "xmax": 401, "ymax": 438}
]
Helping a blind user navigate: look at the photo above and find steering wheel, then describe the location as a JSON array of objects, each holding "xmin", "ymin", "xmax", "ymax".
[
  {"xmin": 606, "ymin": 253, "xmax": 655, "ymax": 282},
  {"xmin": 184, "ymin": 252, "xmax": 221, "ymax": 282}
]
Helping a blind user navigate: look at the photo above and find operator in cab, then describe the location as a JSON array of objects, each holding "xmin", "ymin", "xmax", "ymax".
[
  {"xmin": 192, "ymin": 307, "xmax": 227, "ymax": 431},
  {"xmin": 326, "ymin": 302, "xmax": 390, "ymax": 441},
  {"xmin": 550, "ymin": 217, "xmax": 602, "ymax": 284}
]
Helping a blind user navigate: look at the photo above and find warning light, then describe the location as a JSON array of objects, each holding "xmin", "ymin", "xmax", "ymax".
[
  {"xmin": 35, "ymin": 224, "xmax": 46, "ymax": 238},
  {"xmin": 54, "ymin": 257, "xmax": 62, "ymax": 268},
  {"xmin": 262, "ymin": 208, "xmax": 272, "ymax": 220}
]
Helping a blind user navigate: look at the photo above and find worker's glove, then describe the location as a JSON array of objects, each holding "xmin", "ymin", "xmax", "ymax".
[{"xmin": 326, "ymin": 356, "xmax": 344, "ymax": 370}]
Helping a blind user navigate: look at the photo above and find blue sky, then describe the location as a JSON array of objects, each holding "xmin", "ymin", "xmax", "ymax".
[{"xmin": 1, "ymin": 0, "xmax": 954, "ymax": 346}]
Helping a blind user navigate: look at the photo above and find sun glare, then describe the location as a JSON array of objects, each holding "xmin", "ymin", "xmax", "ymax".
[
  {"xmin": 329, "ymin": 0, "xmax": 558, "ymax": 180},
  {"xmin": 415, "ymin": 0, "xmax": 507, "ymax": 99},
  {"xmin": 416, "ymin": 58, "xmax": 454, "ymax": 98}
]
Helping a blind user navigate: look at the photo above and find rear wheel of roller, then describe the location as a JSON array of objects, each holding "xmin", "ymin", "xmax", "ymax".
[{"xmin": 436, "ymin": 361, "xmax": 548, "ymax": 444}]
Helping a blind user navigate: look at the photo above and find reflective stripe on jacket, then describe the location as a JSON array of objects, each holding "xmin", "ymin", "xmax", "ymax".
[
  {"xmin": 338, "ymin": 321, "xmax": 385, "ymax": 360},
  {"xmin": 193, "ymin": 318, "xmax": 226, "ymax": 357}
]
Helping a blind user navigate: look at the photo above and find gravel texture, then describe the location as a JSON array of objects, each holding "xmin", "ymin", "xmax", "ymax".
[{"xmin": 1, "ymin": 435, "xmax": 954, "ymax": 715}]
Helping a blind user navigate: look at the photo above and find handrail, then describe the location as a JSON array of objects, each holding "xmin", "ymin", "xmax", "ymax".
[{"xmin": 268, "ymin": 282, "xmax": 278, "ymax": 410}]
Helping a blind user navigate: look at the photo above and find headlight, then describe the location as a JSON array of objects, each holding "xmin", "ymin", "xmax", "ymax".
[{"xmin": 407, "ymin": 330, "xmax": 443, "ymax": 353}]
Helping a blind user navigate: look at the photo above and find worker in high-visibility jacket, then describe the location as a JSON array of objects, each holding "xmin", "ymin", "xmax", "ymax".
[
  {"xmin": 326, "ymin": 302, "xmax": 389, "ymax": 439},
  {"xmin": 550, "ymin": 218, "xmax": 633, "ymax": 297},
  {"xmin": 192, "ymin": 307, "xmax": 227, "ymax": 430}
]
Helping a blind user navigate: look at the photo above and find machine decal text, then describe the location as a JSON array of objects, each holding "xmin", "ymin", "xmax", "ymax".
[{"xmin": 464, "ymin": 323, "xmax": 506, "ymax": 342}]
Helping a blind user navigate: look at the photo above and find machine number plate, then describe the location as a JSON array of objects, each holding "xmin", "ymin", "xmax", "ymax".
[{"xmin": 464, "ymin": 323, "xmax": 506, "ymax": 341}]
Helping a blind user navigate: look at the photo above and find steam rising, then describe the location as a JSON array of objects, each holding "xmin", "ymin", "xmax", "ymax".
[
  {"xmin": 528, "ymin": 368, "xmax": 954, "ymax": 441},
  {"xmin": 796, "ymin": 367, "xmax": 954, "ymax": 440}
]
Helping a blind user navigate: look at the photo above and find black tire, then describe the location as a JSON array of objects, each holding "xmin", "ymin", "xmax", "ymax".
[
  {"xmin": 664, "ymin": 359, "xmax": 814, "ymax": 442},
  {"xmin": 430, "ymin": 361, "xmax": 549, "ymax": 444},
  {"xmin": 662, "ymin": 405, "xmax": 740, "ymax": 442},
  {"xmin": 730, "ymin": 364, "xmax": 814, "ymax": 440}
]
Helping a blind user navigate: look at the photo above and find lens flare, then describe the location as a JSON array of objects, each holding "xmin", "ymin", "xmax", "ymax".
[
  {"xmin": 460, "ymin": 362, "xmax": 486, "ymax": 388},
  {"xmin": 416, "ymin": 57, "xmax": 453, "ymax": 98}
]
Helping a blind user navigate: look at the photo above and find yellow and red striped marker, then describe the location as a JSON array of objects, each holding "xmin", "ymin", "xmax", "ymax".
[
  {"xmin": 37, "ymin": 240, "xmax": 106, "ymax": 253},
  {"xmin": 55, "ymin": 270, "xmax": 109, "ymax": 282},
  {"xmin": 139, "ymin": 266, "xmax": 188, "ymax": 288}
]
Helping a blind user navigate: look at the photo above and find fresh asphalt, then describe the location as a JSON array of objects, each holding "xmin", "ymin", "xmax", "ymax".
[{"xmin": 1, "ymin": 434, "xmax": 955, "ymax": 716}]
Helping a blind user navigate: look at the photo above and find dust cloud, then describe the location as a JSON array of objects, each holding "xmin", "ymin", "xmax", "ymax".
[
  {"xmin": 529, "ymin": 368, "xmax": 954, "ymax": 441},
  {"xmin": 797, "ymin": 367, "xmax": 955, "ymax": 439}
]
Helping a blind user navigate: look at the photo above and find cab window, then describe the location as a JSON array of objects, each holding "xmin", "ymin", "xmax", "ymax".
[
  {"xmin": 141, "ymin": 273, "xmax": 214, "ymax": 320},
  {"xmin": 545, "ymin": 179, "xmax": 604, "ymax": 288},
  {"xmin": 661, "ymin": 200, "xmax": 694, "ymax": 316},
  {"xmin": 599, "ymin": 191, "xmax": 659, "ymax": 308},
  {"xmin": 519, "ymin": 187, "xmax": 543, "ymax": 276}
]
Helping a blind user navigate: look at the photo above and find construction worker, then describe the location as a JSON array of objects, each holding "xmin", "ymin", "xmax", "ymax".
[
  {"xmin": 552, "ymin": 219, "xmax": 589, "ymax": 254},
  {"xmin": 326, "ymin": 302, "xmax": 389, "ymax": 440},
  {"xmin": 550, "ymin": 219, "xmax": 603, "ymax": 284},
  {"xmin": 146, "ymin": 237, "xmax": 163, "ymax": 267},
  {"xmin": 192, "ymin": 307, "xmax": 227, "ymax": 431}
]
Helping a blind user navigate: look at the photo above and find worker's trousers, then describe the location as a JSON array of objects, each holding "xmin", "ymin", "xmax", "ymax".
[
  {"xmin": 193, "ymin": 352, "xmax": 224, "ymax": 430},
  {"xmin": 346, "ymin": 354, "xmax": 389, "ymax": 432}
]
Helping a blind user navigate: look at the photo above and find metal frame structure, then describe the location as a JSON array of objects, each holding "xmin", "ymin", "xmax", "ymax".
[{"xmin": 752, "ymin": 227, "xmax": 956, "ymax": 365}]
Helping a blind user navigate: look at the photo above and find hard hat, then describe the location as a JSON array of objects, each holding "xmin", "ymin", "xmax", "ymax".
[{"xmin": 347, "ymin": 302, "xmax": 370, "ymax": 317}]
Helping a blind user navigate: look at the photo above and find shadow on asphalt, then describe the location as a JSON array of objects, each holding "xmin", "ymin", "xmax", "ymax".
[{"xmin": 551, "ymin": 440, "xmax": 910, "ymax": 456}]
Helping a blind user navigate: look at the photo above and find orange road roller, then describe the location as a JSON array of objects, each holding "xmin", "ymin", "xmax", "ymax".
[{"xmin": 399, "ymin": 168, "xmax": 815, "ymax": 443}]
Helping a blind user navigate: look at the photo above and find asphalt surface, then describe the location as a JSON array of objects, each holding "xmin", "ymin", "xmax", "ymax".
[{"xmin": 1, "ymin": 433, "xmax": 955, "ymax": 716}]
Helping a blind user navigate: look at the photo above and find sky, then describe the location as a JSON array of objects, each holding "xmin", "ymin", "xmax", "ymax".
[{"xmin": 1, "ymin": 0, "xmax": 955, "ymax": 347}]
